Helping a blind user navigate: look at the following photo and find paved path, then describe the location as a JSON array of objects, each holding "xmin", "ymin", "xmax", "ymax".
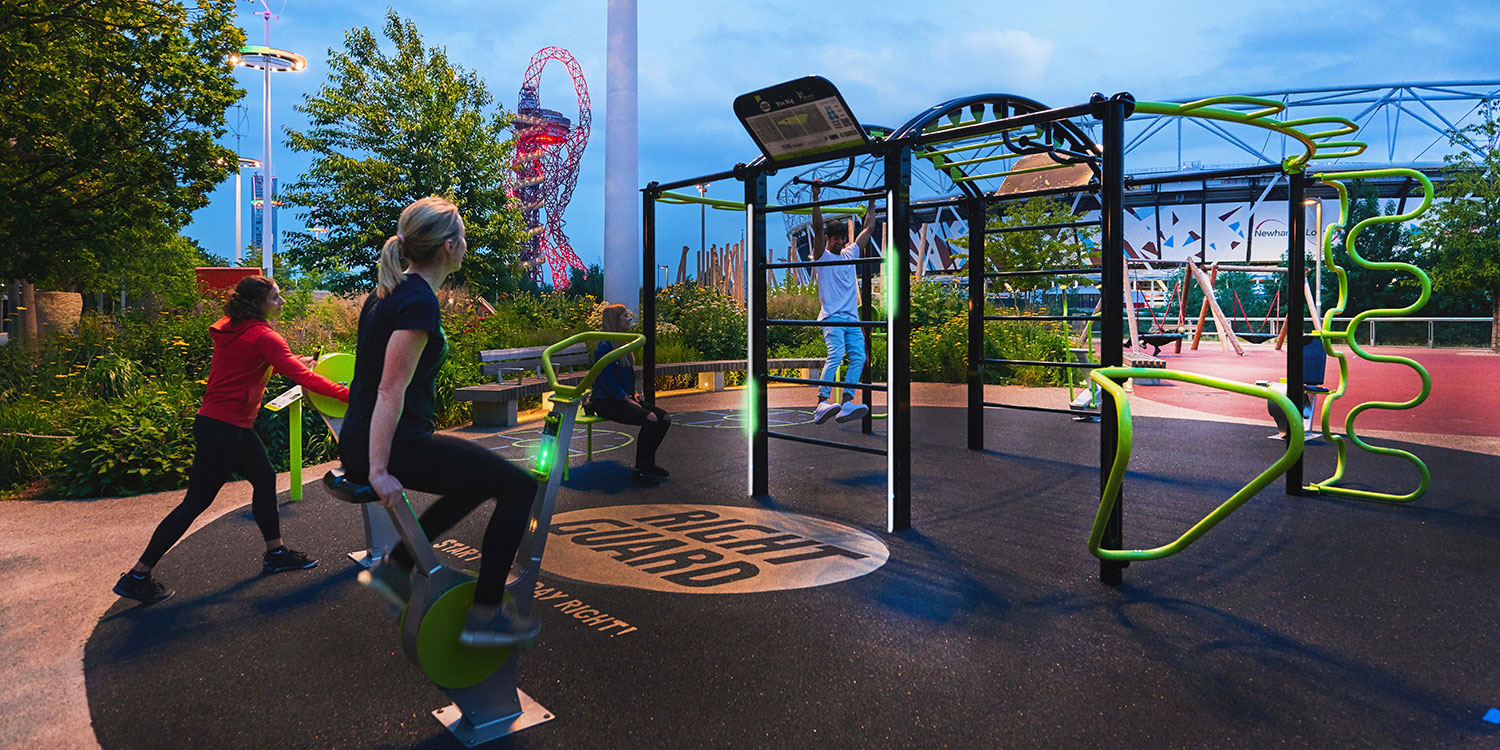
[{"xmin": 2, "ymin": 380, "xmax": 1491, "ymax": 749}]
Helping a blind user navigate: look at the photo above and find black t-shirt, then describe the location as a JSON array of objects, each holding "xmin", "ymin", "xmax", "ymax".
[{"xmin": 340, "ymin": 275, "xmax": 448, "ymax": 463}]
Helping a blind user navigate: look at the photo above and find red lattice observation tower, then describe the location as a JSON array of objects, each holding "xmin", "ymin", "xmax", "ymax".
[{"xmin": 509, "ymin": 47, "xmax": 590, "ymax": 287}]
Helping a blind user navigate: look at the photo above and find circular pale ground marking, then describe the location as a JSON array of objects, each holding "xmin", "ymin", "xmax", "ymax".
[
  {"xmin": 674, "ymin": 408, "xmax": 814, "ymax": 429},
  {"xmin": 488, "ymin": 425, "xmax": 633, "ymax": 462},
  {"xmin": 543, "ymin": 504, "xmax": 888, "ymax": 594}
]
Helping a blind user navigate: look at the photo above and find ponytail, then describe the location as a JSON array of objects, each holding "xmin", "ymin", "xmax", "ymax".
[
  {"xmin": 377, "ymin": 196, "xmax": 463, "ymax": 298},
  {"xmin": 376, "ymin": 235, "xmax": 406, "ymax": 298}
]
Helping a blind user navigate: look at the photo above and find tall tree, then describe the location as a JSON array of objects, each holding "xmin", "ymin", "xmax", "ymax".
[
  {"xmin": 280, "ymin": 11, "xmax": 526, "ymax": 295},
  {"xmin": 0, "ymin": 0, "xmax": 243, "ymax": 296},
  {"xmin": 1423, "ymin": 112, "xmax": 1500, "ymax": 350}
]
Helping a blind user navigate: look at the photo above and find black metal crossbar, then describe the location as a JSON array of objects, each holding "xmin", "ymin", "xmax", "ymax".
[
  {"xmin": 920, "ymin": 182, "xmax": 1100, "ymax": 210},
  {"xmin": 980, "ymin": 358, "xmax": 1101, "ymax": 369},
  {"xmin": 983, "ymin": 314, "xmax": 1099, "ymax": 322},
  {"xmin": 764, "ymin": 318, "xmax": 887, "ymax": 328},
  {"xmin": 991, "ymin": 219, "xmax": 1101, "ymax": 234},
  {"xmin": 768, "ymin": 430, "xmax": 887, "ymax": 457},
  {"xmin": 985, "ymin": 267, "xmax": 1098, "ymax": 278},
  {"xmin": 763, "ymin": 374, "xmax": 888, "ymax": 391},
  {"xmin": 762, "ymin": 256, "xmax": 884, "ymax": 270},
  {"xmin": 762, "ymin": 189, "xmax": 886, "ymax": 215},
  {"xmin": 646, "ymin": 169, "xmax": 741, "ymax": 194},
  {"xmin": 983, "ymin": 401, "xmax": 1100, "ymax": 417},
  {"xmin": 1124, "ymin": 164, "xmax": 1284, "ymax": 188},
  {"xmin": 912, "ymin": 101, "xmax": 1101, "ymax": 149}
]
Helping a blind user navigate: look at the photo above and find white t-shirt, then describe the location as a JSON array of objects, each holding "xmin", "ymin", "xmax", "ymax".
[{"xmin": 814, "ymin": 243, "xmax": 860, "ymax": 320}]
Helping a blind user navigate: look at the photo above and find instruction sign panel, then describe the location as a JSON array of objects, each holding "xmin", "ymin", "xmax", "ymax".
[{"xmin": 734, "ymin": 76, "xmax": 868, "ymax": 165}]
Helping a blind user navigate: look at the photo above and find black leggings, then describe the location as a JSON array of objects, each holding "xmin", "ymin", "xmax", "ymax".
[
  {"xmin": 349, "ymin": 432, "xmax": 538, "ymax": 607},
  {"xmin": 590, "ymin": 398, "xmax": 671, "ymax": 469},
  {"xmin": 139, "ymin": 415, "xmax": 278, "ymax": 569}
]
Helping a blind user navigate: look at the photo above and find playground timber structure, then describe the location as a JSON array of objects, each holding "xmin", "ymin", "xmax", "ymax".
[{"xmin": 643, "ymin": 79, "xmax": 1444, "ymax": 583}]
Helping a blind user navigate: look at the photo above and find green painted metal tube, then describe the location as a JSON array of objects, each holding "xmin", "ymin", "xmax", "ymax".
[
  {"xmin": 1304, "ymin": 168, "xmax": 1435, "ymax": 503},
  {"xmin": 655, "ymin": 190, "xmax": 865, "ymax": 217},
  {"xmin": 289, "ymin": 397, "xmax": 302, "ymax": 503},
  {"xmin": 542, "ymin": 331, "xmax": 645, "ymax": 400},
  {"xmin": 949, "ymin": 160, "xmax": 1075, "ymax": 184},
  {"xmin": 1132, "ymin": 99, "xmax": 1365, "ymax": 174},
  {"xmin": 1086, "ymin": 367, "xmax": 1305, "ymax": 562}
]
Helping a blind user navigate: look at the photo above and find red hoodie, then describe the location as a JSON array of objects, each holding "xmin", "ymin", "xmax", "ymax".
[{"xmin": 197, "ymin": 317, "xmax": 350, "ymax": 429}]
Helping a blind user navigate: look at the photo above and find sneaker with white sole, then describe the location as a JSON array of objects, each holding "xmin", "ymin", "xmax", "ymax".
[
  {"xmin": 836, "ymin": 400, "xmax": 870, "ymax": 422},
  {"xmin": 814, "ymin": 401, "xmax": 839, "ymax": 424}
]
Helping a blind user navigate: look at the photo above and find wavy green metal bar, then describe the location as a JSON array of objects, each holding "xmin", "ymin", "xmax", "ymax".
[
  {"xmin": 542, "ymin": 331, "xmax": 645, "ymax": 400},
  {"xmin": 1304, "ymin": 169, "xmax": 1434, "ymax": 503},
  {"xmin": 1086, "ymin": 367, "xmax": 1305, "ymax": 562},
  {"xmin": 1133, "ymin": 97, "xmax": 1365, "ymax": 173}
]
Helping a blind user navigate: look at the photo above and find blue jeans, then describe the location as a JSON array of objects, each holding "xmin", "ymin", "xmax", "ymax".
[{"xmin": 819, "ymin": 312, "xmax": 866, "ymax": 401}]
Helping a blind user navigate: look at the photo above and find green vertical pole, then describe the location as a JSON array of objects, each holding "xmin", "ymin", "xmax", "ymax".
[{"xmin": 289, "ymin": 396, "xmax": 302, "ymax": 502}]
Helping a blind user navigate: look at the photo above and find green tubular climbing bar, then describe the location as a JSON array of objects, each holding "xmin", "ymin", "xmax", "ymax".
[
  {"xmin": 1305, "ymin": 168, "xmax": 1435, "ymax": 503},
  {"xmin": 541, "ymin": 331, "xmax": 644, "ymax": 400},
  {"xmin": 1086, "ymin": 367, "xmax": 1306, "ymax": 562},
  {"xmin": 1132, "ymin": 96, "xmax": 1364, "ymax": 172}
]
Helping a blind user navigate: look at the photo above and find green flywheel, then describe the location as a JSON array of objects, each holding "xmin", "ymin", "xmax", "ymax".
[
  {"xmin": 400, "ymin": 582, "xmax": 515, "ymax": 689},
  {"xmin": 309, "ymin": 352, "xmax": 355, "ymax": 418}
]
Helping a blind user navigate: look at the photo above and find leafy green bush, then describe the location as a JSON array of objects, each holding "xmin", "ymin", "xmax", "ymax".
[
  {"xmin": 54, "ymin": 387, "xmax": 198, "ymax": 498},
  {"xmin": 655, "ymin": 284, "xmax": 745, "ymax": 359}
]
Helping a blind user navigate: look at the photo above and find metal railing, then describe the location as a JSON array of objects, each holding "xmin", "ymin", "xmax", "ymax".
[{"xmin": 1174, "ymin": 316, "xmax": 1490, "ymax": 349}]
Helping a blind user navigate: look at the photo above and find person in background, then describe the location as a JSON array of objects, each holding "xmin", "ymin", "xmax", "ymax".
[
  {"xmin": 809, "ymin": 184, "xmax": 880, "ymax": 424},
  {"xmin": 113, "ymin": 276, "xmax": 350, "ymax": 605},
  {"xmin": 590, "ymin": 303, "xmax": 672, "ymax": 486}
]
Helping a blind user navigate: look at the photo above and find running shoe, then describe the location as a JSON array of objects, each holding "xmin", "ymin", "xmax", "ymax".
[{"xmin": 113, "ymin": 571, "xmax": 174, "ymax": 605}]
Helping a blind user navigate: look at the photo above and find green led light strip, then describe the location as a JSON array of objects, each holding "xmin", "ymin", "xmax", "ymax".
[
  {"xmin": 1305, "ymin": 168, "xmax": 1434, "ymax": 503},
  {"xmin": 1086, "ymin": 367, "xmax": 1305, "ymax": 562}
]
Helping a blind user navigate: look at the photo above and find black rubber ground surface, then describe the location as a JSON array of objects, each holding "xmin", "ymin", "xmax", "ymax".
[{"xmin": 86, "ymin": 406, "xmax": 1500, "ymax": 748}]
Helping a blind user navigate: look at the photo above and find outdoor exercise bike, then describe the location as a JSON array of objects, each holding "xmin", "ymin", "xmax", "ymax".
[{"xmin": 313, "ymin": 331, "xmax": 643, "ymax": 745}]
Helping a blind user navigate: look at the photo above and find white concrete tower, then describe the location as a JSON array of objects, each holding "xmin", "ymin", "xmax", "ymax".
[{"xmin": 603, "ymin": 0, "xmax": 639, "ymax": 308}]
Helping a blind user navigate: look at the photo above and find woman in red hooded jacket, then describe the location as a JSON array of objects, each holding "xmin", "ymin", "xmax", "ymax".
[{"xmin": 112, "ymin": 276, "xmax": 350, "ymax": 605}]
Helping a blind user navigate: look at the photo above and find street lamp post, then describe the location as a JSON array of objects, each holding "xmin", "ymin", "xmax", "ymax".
[
  {"xmin": 231, "ymin": 6, "xmax": 305, "ymax": 279},
  {"xmin": 696, "ymin": 183, "xmax": 710, "ymax": 278},
  {"xmin": 1304, "ymin": 197, "xmax": 1323, "ymax": 309},
  {"xmin": 235, "ymin": 157, "xmax": 262, "ymax": 266}
]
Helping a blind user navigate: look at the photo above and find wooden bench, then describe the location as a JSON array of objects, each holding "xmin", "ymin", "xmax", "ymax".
[
  {"xmin": 1123, "ymin": 351, "xmax": 1167, "ymax": 386},
  {"xmin": 455, "ymin": 350, "xmax": 825, "ymax": 427}
]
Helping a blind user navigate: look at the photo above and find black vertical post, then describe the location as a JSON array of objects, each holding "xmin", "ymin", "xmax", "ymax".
[
  {"xmin": 885, "ymin": 146, "xmax": 912, "ymax": 532},
  {"xmin": 966, "ymin": 198, "xmax": 985, "ymax": 451},
  {"xmin": 1286, "ymin": 170, "xmax": 1306, "ymax": 495},
  {"xmin": 1098, "ymin": 93, "xmax": 1131, "ymax": 586},
  {"xmin": 859, "ymin": 216, "xmax": 875, "ymax": 436},
  {"xmin": 642, "ymin": 186, "xmax": 657, "ymax": 402},
  {"xmin": 746, "ymin": 171, "xmax": 769, "ymax": 497}
]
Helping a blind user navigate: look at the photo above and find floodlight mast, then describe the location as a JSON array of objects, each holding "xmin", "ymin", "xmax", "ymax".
[{"xmin": 230, "ymin": 4, "xmax": 305, "ymax": 277}]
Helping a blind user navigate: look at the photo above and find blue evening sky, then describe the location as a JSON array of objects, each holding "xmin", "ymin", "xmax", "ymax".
[{"xmin": 186, "ymin": 1, "xmax": 1500, "ymax": 279}]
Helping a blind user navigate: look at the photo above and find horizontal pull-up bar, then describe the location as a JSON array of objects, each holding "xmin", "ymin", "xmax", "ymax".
[
  {"xmin": 764, "ymin": 374, "xmax": 888, "ymax": 391},
  {"xmin": 763, "ymin": 189, "xmax": 885, "ymax": 215},
  {"xmin": 1127, "ymin": 259, "xmax": 1294, "ymax": 274},
  {"xmin": 646, "ymin": 169, "xmax": 741, "ymax": 194},
  {"xmin": 984, "ymin": 314, "xmax": 1100, "ymax": 322},
  {"xmin": 655, "ymin": 190, "xmax": 867, "ymax": 216},
  {"xmin": 763, "ymin": 318, "xmax": 888, "ymax": 329},
  {"xmin": 919, "ymin": 182, "xmax": 1101, "ymax": 211},
  {"xmin": 980, "ymin": 358, "xmax": 1101, "ymax": 369},
  {"xmin": 768, "ymin": 430, "xmax": 887, "ymax": 457},
  {"xmin": 950, "ymin": 161, "xmax": 1087, "ymax": 184},
  {"xmin": 762, "ymin": 256, "xmax": 884, "ymax": 270},
  {"xmin": 984, "ymin": 401, "xmax": 1100, "ymax": 417},
  {"xmin": 991, "ymin": 219, "xmax": 1101, "ymax": 234},
  {"xmin": 985, "ymin": 267, "xmax": 1098, "ymax": 278},
  {"xmin": 1124, "ymin": 163, "xmax": 1285, "ymax": 187}
]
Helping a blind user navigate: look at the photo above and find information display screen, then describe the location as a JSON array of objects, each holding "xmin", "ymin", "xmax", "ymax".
[{"xmin": 733, "ymin": 76, "xmax": 867, "ymax": 165}]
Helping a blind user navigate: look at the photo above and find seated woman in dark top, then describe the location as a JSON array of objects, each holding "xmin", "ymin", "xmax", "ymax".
[{"xmin": 590, "ymin": 304, "xmax": 672, "ymax": 486}]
